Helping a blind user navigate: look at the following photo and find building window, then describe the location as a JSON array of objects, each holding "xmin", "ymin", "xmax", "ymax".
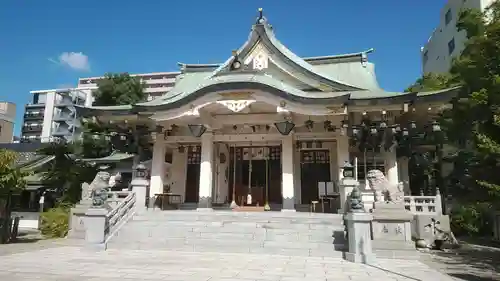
[
  {"xmin": 448, "ymin": 38, "xmax": 455, "ymax": 54},
  {"xmin": 423, "ymin": 50, "xmax": 429, "ymax": 65},
  {"xmin": 445, "ymin": 9, "xmax": 452, "ymax": 25}
]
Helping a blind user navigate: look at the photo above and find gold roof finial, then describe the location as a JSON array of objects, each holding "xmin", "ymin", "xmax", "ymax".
[
  {"xmin": 232, "ymin": 50, "xmax": 238, "ymax": 56},
  {"xmin": 257, "ymin": 8, "xmax": 264, "ymax": 23}
]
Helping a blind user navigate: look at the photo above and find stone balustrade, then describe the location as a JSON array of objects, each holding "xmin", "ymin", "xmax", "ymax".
[
  {"xmin": 83, "ymin": 191, "xmax": 137, "ymax": 249},
  {"xmin": 404, "ymin": 195, "xmax": 442, "ymax": 215}
]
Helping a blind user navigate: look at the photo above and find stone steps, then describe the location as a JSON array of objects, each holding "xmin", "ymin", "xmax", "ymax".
[{"xmin": 107, "ymin": 210, "xmax": 347, "ymax": 257}]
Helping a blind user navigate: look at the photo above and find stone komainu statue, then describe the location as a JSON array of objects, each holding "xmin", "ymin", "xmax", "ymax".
[
  {"xmin": 89, "ymin": 171, "xmax": 111, "ymax": 207},
  {"xmin": 366, "ymin": 169, "xmax": 404, "ymax": 203}
]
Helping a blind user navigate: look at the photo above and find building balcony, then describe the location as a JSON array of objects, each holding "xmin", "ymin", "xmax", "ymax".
[
  {"xmin": 24, "ymin": 112, "xmax": 44, "ymax": 120},
  {"xmin": 25, "ymin": 103, "xmax": 45, "ymax": 108},
  {"xmin": 53, "ymin": 113, "xmax": 75, "ymax": 121},
  {"xmin": 22, "ymin": 125, "xmax": 42, "ymax": 133}
]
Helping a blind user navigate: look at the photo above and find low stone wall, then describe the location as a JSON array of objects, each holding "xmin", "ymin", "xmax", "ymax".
[{"xmin": 11, "ymin": 212, "xmax": 39, "ymax": 230}]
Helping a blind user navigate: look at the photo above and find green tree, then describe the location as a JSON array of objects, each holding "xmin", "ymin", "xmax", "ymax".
[
  {"xmin": 405, "ymin": 73, "xmax": 454, "ymax": 92},
  {"xmin": 445, "ymin": 2, "xmax": 500, "ymax": 203},
  {"xmin": 0, "ymin": 149, "xmax": 29, "ymax": 243},
  {"xmin": 92, "ymin": 73, "xmax": 146, "ymax": 106},
  {"xmin": 0, "ymin": 149, "xmax": 28, "ymax": 197}
]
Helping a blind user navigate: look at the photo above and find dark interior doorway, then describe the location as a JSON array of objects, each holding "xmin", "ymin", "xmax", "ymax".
[
  {"xmin": 228, "ymin": 146, "xmax": 281, "ymax": 206},
  {"xmin": 184, "ymin": 147, "xmax": 201, "ymax": 203},
  {"xmin": 300, "ymin": 149, "xmax": 331, "ymax": 204}
]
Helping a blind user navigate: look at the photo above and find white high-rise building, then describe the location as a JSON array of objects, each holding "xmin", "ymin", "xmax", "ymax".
[
  {"xmin": 78, "ymin": 71, "xmax": 180, "ymax": 101},
  {"xmin": 421, "ymin": 0, "xmax": 495, "ymax": 74},
  {"xmin": 21, "ymin": 88, "xmax": 94, "ymax": 143}
]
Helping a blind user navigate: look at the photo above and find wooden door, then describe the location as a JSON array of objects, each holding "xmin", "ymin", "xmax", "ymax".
[
  {"xmin": 300, "ymin": 150, "xmax": 331, "ymax": 204},
  {"xmin": 184, "ymin": 147, "xmax": 201, "ymax": 203}
]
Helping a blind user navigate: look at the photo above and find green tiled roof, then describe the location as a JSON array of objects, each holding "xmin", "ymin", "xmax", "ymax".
[
  {"xmin": 78, "ymin": 151, "xmax": 135, "ymax": 164},
  {"xmin": 73, "ymin": 10, "xmax": 461, "ymax": 117}
]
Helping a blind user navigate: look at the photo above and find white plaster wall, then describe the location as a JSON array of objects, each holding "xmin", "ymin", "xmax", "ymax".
[
  {"xmin": 41, "ymin": 91, "xmax": 55, "ymax": 142},
  {"xmin": 170, "ymin": 149, "xmax": 187, "ymax": 202}
]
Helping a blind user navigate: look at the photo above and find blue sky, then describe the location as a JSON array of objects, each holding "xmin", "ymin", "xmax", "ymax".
[{"xmin": 0, "ymin": 0, "xmax": 446, "ymax": 136}]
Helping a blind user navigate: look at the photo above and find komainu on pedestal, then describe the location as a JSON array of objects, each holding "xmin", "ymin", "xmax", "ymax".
[
  {"xmin": 366, "ymin": 169, "xmax": 404, "ymax": 204},
  {"xmin": 89, "ymin": 171, "xmax": 111, "ymax": 208}
]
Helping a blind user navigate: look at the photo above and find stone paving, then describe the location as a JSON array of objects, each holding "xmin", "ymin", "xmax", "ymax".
[{"xmin": 0, "ymin": 245, "xmax": 455, "ymax": 281}]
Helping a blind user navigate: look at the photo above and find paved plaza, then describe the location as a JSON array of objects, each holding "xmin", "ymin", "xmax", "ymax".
[{"xmin": 0, "ymin": 243, "xmax": 457, "ymax": 281}]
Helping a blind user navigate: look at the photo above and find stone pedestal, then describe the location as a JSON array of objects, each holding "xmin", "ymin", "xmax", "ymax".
[
  {"xmin": 338, "ymin": 178, "xmax": 359, "ymax": 213},
  {"xmin": 84, "ymin": 208, "xmax": 108, "ymax": 245},
  {"xmin": 413, "ymin": 214, "xmax": 451, "ymax": 246},
  {"xmin": 344, "ymin": 212, "xmax": 376, "ymax": 264},
  {"xmin": 131, "ymin": 178, "xmax": 148, "ymax": 212},
  {"xmin": 68, "ymin": 200, "xmax": 92, "ymax": 239},
  {"xmin": 371, "ymin": 203, "xmax": 416, "ymax": 259}
]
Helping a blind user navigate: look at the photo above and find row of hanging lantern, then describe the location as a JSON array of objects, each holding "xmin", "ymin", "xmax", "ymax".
[{"xmin": 347, "ymin": 111, "xmax": 444, "ymax": 154}]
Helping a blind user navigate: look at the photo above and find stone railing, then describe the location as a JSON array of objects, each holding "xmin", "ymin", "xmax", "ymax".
[
  {"xmin": 404, "ymin": 195, "xmax": 442, "ymax": 215},
  {"xmin": 105, "ymin": 191, "xmax": 136, "ymax": 238},
  {"xmin": 84, "ymin": 191, "xmax": 136, "ymax": 249}
]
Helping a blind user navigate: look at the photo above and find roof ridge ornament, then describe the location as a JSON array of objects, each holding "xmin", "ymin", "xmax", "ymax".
[{"xmin": 256, "ymin": 8, "xmax": 265, "ymax": 24}]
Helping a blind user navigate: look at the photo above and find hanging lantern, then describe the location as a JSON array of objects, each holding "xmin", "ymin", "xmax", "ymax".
[
  {"xmin": 274, "ymin": 121, "xmax": 295, "ymax": 136},
  {"xmin": 410, "ymin": 121, "xmax": 417, "ymax": 130},
  {"xmin": 188, "ymin": 124, "xmax": 207, "ymax": 137}
]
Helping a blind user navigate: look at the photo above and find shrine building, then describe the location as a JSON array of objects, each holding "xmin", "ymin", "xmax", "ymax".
[{"xmin": 76, "ymin": 9, "xmax": 458, "ymax": 212}]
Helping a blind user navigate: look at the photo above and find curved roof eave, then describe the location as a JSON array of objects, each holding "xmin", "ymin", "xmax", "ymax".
[
  {"xmin": 347, "ymin": 86, "xmax": 461, "ymax": 106},
  {"xmin": 208, "ymin": 19, "xmax": 364, "ymax": 91},
  {"xmin": 133, "ymin": 74, "xmax": 350, "ymax": 112},
  {"xmin": 74, "ymin": 104, "xmax": 135, "ymax": 117}
]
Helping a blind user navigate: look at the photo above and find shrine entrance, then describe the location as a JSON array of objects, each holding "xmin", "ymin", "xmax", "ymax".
[
  {"xmin": 228, "ymin": 146, "xmax": 282, "ymax": 209},
  {"xmin": 300, "ymin": 149, "xmax": 331, "ymax": 205},
  {"xmin": 184, "ymin": 146, "xmax": 201, "ymax": 203}
]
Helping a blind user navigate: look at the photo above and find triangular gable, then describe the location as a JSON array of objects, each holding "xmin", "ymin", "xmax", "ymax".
[{"xmin": 209, "ymin": 9, "xmax": 364, "ymax": 92}]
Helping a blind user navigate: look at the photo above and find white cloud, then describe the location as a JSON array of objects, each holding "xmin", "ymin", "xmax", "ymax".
[{"xmin": 49, "ymin": 52, "xmax": 90, "ymax": 71}]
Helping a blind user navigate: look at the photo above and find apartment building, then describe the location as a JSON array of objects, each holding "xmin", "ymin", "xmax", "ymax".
[
  {"xmin": 78, "ymin": 71, "xmax": 180, "ymax": 101},
  {"xmin": 21, "ymin": 88, "xmax": 94, "ymax": 143},
  {"xmin": 0, "ymin": 102, "xmax": 16, "ymax": 143},
  {"xmin": 421, "ymin": 0, "xmax": 495, "ymax": 74}
]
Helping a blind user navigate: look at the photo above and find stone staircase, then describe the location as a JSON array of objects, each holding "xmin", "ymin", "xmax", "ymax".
[{"xmin": 107, "ymin": 210, "xmax": 347, "ymax": 258}]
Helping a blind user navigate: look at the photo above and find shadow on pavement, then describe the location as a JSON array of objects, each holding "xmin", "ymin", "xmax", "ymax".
[
  {"xmin": 428, "ymin": 242, "xmax": 500, "ymax": 281},
  {"xmin": 449, "ymin": 273, "xmax": 498, "ymax": 281}
]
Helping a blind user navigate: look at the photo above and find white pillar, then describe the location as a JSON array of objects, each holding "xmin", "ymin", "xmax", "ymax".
[
  {"xmin": 336, "ymin": 135, "xmax": 350, "ymax": 181},
  {"xmin": 398, "ymin": 157, "xmax": 410, "ymax": 194},
  {"xmin": 281, "ymin": 134, "xmax": 295, "ymax": 211},
  {"xmin": 293, "ymin": 148, "xmax": 301, "ymax": 204},
  {"xmin": 149, "ymin": 140, "xmax": 165, "ymax": 198},
  {"xmin": 385, "ymin": 150, "xmax": 399, "ymax": 187},
  {"xmin": 198, "ymin": 131, "xmax": 214, "ymax": 209}
]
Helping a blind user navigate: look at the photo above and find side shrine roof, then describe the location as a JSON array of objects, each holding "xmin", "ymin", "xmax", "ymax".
[{"xmin": 75, "ymin": 9, "xmax": 462, "ymax": 117}]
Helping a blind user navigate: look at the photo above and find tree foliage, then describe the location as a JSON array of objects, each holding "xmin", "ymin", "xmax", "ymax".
[
  {"xmin": 92, "ymin": 73, "xmax": 146, "ymax": 106},
  {"xmin": 405, "ymin": 73, "xmax": 454, "ymax": 92},
  {"xmin": 0, "ymin": 149, "xmax": 29, "ymax": 196},
  {"xmin": 444, "ymin": 2, "xmax": 500, "ymax": 203}
]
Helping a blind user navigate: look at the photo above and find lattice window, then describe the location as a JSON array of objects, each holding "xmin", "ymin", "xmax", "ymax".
[
  {"xmin": 315, "ymin": 150, "xmax": 330, "ymax": 163},
  {"xmin": 187, "ymin": 146, "xmax": 201, "ymax": 164},
  {"xmin": 301, "ymin": 150, "xmax": 330, "ymax": 164},
  {"xmin": 268, "ymin": 146, "xmax": 281, "ymax": 160}
]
